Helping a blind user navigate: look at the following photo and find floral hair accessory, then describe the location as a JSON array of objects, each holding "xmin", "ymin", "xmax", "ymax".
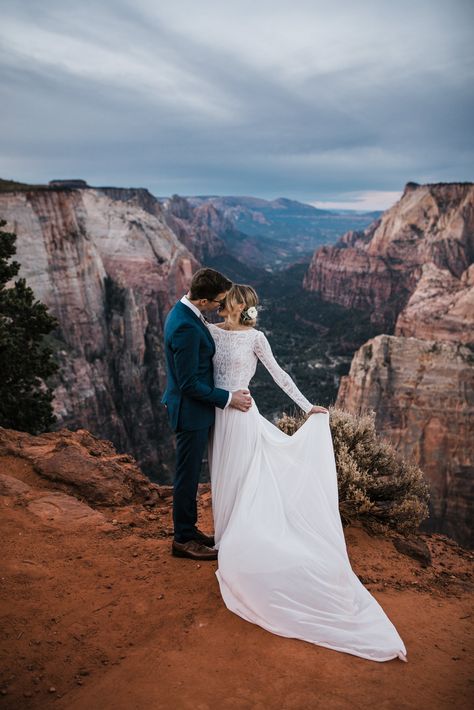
[{"xmin": 242, "ymin": 306, "xmax": 258, "ymax": 320}]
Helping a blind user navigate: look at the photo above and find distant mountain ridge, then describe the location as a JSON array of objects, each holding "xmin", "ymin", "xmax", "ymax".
[{"xmin": 182, "ymin": 194, "xmax": 381, "ymax": 268}]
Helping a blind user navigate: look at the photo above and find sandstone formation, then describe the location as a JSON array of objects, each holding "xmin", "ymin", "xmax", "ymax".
[
  {"xmin": 303, "ymin": 182, "xmax": 474, "ymax": 330},
  {"xmin": 0, "ymin": 185, "xmax": 198, "ymax": 479},
  {"xmin": 319, "ymin": 183, "xmax": 474, "ymax": 547},
  {"xmin": 161, "ymin": 194, "xmax": 227, "ymax": 262},
  {"xmin": 161, "ymin": 194, "xmax": 267, "ymax": 269},
  {"xmin": 0, "ymin": 426, "xmax": 161, "ymax": 507},
  {"xmin": 394, "ymin": 262, "xmax": 474, "ymax": 343},
  {"xmin": 0, "ymin": 469, "xmax": 109, "ymax": 528},
  {"xmin": 336, "ymin": 335, "xmax": 474, "ymax": 547}
]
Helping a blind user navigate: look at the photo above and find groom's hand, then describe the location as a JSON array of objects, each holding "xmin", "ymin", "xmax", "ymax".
[{"xmin": 230, "ymin": 389, "xmax": 252, "ymax": 412}]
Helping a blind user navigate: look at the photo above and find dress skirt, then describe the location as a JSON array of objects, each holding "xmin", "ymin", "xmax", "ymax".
[{"xmin": 207, "ymin": 400, "xmax": 407, "ymax": 663}]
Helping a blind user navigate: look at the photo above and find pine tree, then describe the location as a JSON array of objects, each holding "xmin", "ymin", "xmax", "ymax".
[{"xmin": 0, "ymin": 219, "xmax": 59, "ymax": 433}]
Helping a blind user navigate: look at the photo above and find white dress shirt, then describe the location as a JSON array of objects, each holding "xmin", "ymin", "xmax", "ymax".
[{"xmin": 180, "ymin": 295, "xmax": 232, "ymax": 408}]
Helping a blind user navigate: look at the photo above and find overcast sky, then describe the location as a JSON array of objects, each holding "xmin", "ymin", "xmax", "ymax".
[{"xmin": 1, "ymin": 0, "xmax": 473, "ymax": 210}]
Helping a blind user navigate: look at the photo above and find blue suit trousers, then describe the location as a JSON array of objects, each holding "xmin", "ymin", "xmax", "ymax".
[{"xmin": 173, "ymin": 426, "xmax": 210, "ymax": 542}]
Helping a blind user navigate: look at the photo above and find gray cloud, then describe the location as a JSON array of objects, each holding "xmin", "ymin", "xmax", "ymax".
[{"xmin": 0, "ymin": 0, "xmax": 473, "ymax": 208}]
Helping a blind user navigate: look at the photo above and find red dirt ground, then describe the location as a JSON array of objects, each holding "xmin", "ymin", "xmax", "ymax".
[{"xmin": 1, "ymin": 455, "xmax": 473, "ymax": 709}]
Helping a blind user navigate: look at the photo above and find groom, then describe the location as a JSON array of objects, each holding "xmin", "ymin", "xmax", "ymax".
[{"xmin": 161, "ymin": 267, "xmax": 252, "ymax": 560}]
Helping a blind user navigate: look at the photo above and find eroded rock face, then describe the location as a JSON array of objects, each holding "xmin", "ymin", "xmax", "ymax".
[
  {"xmin": 309, "ymin": 182, "xmax": 474, "ymax": 548},
  {"xmin": 162, "ymin": 195, "xmax": 227, "ymax": 262},
  {"xmin": 26, "ymin": 492, "xmax": 107, "ymax": 527},
  {"xmin": 0, "ymin": 186, "xmax": 198, "ymax": 479},
  {"xmin": 303, "ymin": 182, "xmax": 474, "ymax": 330},
  {"xmin": 161, "ymin": 195, "xmax": 269, "ymax": 267},
  {"xmin": 336, "ymin": 335, "xmax": 474, "ymax": 548},
  {"xmin": 395, "ymin": 262, "xmax": 474, "ymax": 343},
  {"xmin": 0, "ymin": 426, "xmax": 162, "ymax": 507}
]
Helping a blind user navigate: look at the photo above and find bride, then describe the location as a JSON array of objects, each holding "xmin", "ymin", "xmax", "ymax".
[{"xmin": 207, "ymin": 283, "xmax": 408, "ymax": 663}]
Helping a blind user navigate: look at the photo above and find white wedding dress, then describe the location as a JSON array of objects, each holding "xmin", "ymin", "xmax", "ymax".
[{"xmin": 207, "ymin": 323, "xmax": 407, "ymax": 663}]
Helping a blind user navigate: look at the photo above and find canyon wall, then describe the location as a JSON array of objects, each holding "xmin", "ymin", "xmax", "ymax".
[
  {"xmin": 336, "ymin": 334, "xmax": 473, "ymax": 547},
  {"xmin": 327, "ymin": 183, "xmax": 474, "ymax": 547},
  {"xmin": 161, "ymin": 194, "xmax": 269, "ymax": 272},
  {"xmin": 304, "ymin": 182, "xmax": 474, "ymax": 330},
  {"xmin": 0, "ymin": 185, "xmax": 198, "ymax": 480}
]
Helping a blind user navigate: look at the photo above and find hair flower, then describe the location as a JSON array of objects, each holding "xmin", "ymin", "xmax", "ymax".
[{"xmin": 244, "ymin": 306, "xmax": 258, "ymax": 320}]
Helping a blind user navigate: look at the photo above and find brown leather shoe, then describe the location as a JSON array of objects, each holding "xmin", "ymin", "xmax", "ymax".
[
  {"xmin": 193, "ymin": 529, "xmax": 215, "ymax": 547},
  {"xmin": 172, "ymin": 539, "xmax": 218, "ymax": 560}
]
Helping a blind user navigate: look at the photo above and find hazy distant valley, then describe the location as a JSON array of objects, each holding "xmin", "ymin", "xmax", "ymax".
[{"xmin": 163, "ymin": 193, "xmax": 380, "ymax": 270}]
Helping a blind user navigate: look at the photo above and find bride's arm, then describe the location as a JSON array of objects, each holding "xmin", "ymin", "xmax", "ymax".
[{"xmin": 253, "ymin": 330, "xmax": 313, "ymax": 414}]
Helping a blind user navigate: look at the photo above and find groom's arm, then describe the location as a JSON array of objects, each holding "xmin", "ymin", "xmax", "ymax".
[{"xmin": 171, "ymin": 323, "xmax": 230, "ymax": 408}]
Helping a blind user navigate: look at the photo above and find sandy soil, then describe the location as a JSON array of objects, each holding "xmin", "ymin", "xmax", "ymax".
[{"xmin": 1, "ymin": 456, "xmax": 473, "ymax": 710}]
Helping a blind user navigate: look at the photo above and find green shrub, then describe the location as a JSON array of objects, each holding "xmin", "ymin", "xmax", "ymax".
[
  {"xmin": 277, "ymin": 406, "xmax": 430, "ymax": 536},
  {"xmin": 0, "ymin": 219, "xmax": 59, "ymax": 433}
]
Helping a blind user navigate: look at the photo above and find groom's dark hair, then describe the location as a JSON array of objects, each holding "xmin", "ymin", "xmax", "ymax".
[{"xmin": 189, "ymin": 268, "xmax": 232, "ymax": 300}]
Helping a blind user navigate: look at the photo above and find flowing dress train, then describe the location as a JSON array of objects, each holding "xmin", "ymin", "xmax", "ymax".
[{"xmin": 207, "ymin": 324, "xmax": 407, "ymax": 663}]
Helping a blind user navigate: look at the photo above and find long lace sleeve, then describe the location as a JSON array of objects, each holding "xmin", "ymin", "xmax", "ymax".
[{"xmin": 254, "ymin": 331, "xmax": 313, "ymax": 413}]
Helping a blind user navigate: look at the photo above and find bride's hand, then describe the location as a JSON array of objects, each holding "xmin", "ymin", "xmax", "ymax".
[{"xmin": 307, "ymin": 405, "xmax": 329, "ymax": 415}]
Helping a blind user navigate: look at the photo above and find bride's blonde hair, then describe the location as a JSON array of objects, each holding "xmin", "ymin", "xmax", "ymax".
[{"xmin": 224, "ymin": 284, "xmax": 259, "ymax": 326}]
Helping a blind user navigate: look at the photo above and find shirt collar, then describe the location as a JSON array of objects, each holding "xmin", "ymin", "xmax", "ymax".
[{"xmin": 180, "ymin": 294, "xmax": 204, "ymax": 320}]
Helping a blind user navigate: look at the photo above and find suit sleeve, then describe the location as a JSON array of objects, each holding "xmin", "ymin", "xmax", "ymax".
[{"xmin": 171, "ymin": 323, "xmax": 230, "ymax": 408}]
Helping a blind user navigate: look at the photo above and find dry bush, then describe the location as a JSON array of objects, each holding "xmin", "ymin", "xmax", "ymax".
[{"xmin": 277, "ymin": 406, "xmax": 430, "ymax": 536}]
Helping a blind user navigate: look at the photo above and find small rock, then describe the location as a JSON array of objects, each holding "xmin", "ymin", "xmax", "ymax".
[
  {"xmin": 196, "ymin": 564, "xmax": 201, "ymax": 569},
  {"xmin": 112, "ymin": 519, "xmax": 118, "ymax": 525},
  {"xmin": 49, "ymin": 686, "xmax": 56, "ymax": 693},
  {"xmin": 157, "ymin": 594, "xmax": 164, "ymax": 600},
  {"xmin": 392, "ymin": 536, "xmax": 432, "ymax": 567},
  {"xmin": 452, "ymin": 656, "xmax": 461, "ymax": 661}
]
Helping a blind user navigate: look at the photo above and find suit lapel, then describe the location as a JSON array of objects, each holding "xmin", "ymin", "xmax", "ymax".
[{"xmin": 175, "ymin": 301, "xmax": 215, "ymax": 351}]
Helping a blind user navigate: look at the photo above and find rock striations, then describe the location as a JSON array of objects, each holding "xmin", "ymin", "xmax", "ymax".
[
  {"xmin": 313, "ymin": 182, "xmax": 474, "ymax": 547},
  {"xmin": 303, "ymin": 181, "xmax": 474, "ymax": 330},
  {"xmin": 161, "ymin": 194, "xmax": 228, "ymax": 262},
  {"xmin": 0, "ymin": 184, "xmax": 198, "ymax": 479}
]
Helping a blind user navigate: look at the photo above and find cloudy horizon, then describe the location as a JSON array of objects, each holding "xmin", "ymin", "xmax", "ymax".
[{"xmin": 1, "ymin": 0, "xmax": 473, "ymax": 211}]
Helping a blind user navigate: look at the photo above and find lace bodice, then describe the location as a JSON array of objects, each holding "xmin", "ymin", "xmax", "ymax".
[{"xmin": 208, "ymin": 324, "xmax": 313, "ymax": 414}]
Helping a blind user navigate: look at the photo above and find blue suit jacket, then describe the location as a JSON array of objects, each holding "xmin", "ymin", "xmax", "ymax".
[{"xmin": 161, "ymin": 301, "xmax": 230, "ymax": 432}]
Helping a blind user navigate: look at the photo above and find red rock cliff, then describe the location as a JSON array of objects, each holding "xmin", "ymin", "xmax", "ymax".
[
  {"xmin": 0, "ymin": 185, "xmax": 198, "ymax": 480},
  {"xmin": 303, "ymin": 182, "xmax": 474, "ymax": 330},
  {"xmin": 331, "ymin": 183, "xmax": 474, "ymax": 547}
]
